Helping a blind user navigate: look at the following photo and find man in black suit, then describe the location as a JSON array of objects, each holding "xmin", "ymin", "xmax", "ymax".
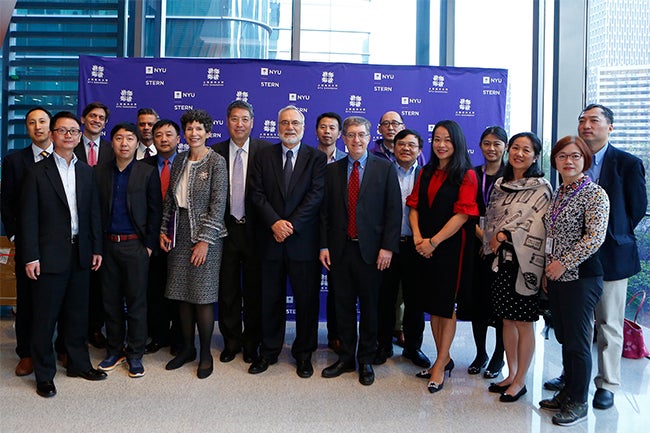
[
  {"xmin": 74, "ymin": 101, "xmax": 115, "ymax": 349},
  {"xmin": 20, "ymin": 111, "xmax": 107, "ymax": 397},
  {"xmin": 212, "ymin": 100, "xmax": 272, "ymax": 364},
  {"xmin": 320, "ymin": 116, "xmax": 401, "ymax": 386},
  {"xmin": 94, "ymin": 122, "xmax": 162, "ymax": 378},
  {"xmin": 142, "ymin": 119, "xmax": 181, "ymax": 355},
  {"xmin": 248, "ymin": 105, "xmax": 326, "ymax": 378},
  {"xmin": 374, "ymin": 129, "xmax": 430, "ymax": 368},
  {"xmin": 1, "ymin": 107, "xmax": 53, "ymax": 377}
]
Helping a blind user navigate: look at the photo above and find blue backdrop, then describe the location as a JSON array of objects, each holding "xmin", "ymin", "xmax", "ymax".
[{"xmin": 78, "ymin": 55, "xmax": 508, "ymax": 320}]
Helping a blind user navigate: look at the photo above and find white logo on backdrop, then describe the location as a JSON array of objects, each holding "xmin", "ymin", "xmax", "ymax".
[
  {"xmin": 120, "ymin": 90, "xmax": 133, "ymax": 103},
  {"xmin": 236, "ymin": 91, "xmax": 249, "ymax": 102},
  {"xmin": 92, "ymin": 65, "xmax": 105, "ymax": 78}
]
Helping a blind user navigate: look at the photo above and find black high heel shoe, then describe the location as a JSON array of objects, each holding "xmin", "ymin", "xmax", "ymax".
[
  {"xmin": 467, "ymin": 355, "xmax": 488, "ymax": 375},
  {"xmin": 484, "ymin": 360, "xmax": 505, "ymax": 379},
  {"xmin": 427, "ymin": 379, "xmax": 444, "ymax": 393},
  {"xmin": 416, "ymin": 359, "xmax": 454, "ymax": 379}
]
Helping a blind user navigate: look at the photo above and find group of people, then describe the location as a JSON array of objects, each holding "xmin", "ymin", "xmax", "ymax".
[{"xmin": 2, "ymin": 100, "xmax": 645, "ymax": 427}]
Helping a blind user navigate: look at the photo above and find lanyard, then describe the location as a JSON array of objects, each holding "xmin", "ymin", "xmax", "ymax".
[
  {"xmin": 481, "ymin": 165, "xmax": 495, "ymax": 206},
  {"xmin": 550, "ymin": 176, "xmax": 590, "ymax": 229}
]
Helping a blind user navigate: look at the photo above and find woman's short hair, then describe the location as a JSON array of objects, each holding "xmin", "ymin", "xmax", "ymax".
[
  {"xmin": 180, "ymin": 109, "xmax": 213, "ymax": 132},
  {"xmin": 550, "ymin": 135, "xmax": 593, "ymax": 171}
]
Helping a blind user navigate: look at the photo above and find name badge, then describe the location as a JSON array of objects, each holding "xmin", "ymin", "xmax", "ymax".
[
  {"xmin": 545, "ymin": 237, "xmax": 554, "ymax": 255},
  {"xmin": 479, "ymin": 216, "xmax": 486, "ymax": 231}
]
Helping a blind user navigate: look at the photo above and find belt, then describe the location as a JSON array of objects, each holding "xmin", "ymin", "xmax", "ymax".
[
  {"xmin": 400, "ymin": 236, "xmax": 413, "ymax": 243},
  {"xmin": 229, "ymin": 215, "xmax": 246, "ymax": 225},
  {"xmin": 346, "ymin": 236, "xmax": 359, "ymax": 242},
  {"xmin": 105, "ymin": 233, "xmax": 139, "ymax": 242},
  {"xmin": 70, "ymin": 235, "xmax": 79, "ymax": 244}
]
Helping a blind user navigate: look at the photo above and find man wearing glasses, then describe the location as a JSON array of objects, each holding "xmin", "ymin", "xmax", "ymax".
[
  {"xmin": 320, "ymin": 116, "xmax": 401, "ymax": 386},
  {"xmin": 249, "ymin": 105, "xmax": 326, "ymax": 378},
  {"xmin": 21, "ymin": 111, "xmax": 107, "ymax": 397},
  {"xmin": 371, "ymin": 111, "xmax": 405, "ymax": 163}
]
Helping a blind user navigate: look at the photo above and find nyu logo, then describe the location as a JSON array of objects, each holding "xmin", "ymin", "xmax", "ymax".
[
  {"xmin": 289, "ymin": 93, "xmax": 310, "ymax": 101},
  {"xmin": 483, "ymin": 76, "xmax": 503, "ymax": 84},
  {"xmin": 261, "ymin": 67, "xmax": 282, "ymax": 76},
  {"xmin": 374, "ymin": 72, "xmax": 394, "ymax": 80},
  {"xmin": 174, "ymin": 91, "xmax": 196, "ymax": 99},
  {"xmin": 145, "ymin": 66, "xmax": 166, "ymax": 74},
  {"xmin": 401, "ymin": 97, "xmax": 422, "ymax": 104}
]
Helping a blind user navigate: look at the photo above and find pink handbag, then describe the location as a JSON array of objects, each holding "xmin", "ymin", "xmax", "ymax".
[{"xmin": 622, "ymin": 291, "xmax": 649, "ymax": 359}]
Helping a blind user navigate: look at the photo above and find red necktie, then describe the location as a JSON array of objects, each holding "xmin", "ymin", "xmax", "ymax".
[
  {"xmin": 347, "ymin": 161, "xmax": 360, "ymax": 238},
  {"xmin": 88, "ymin": 141, "xmax": 97, "ymax": 167},
  {"xmin": 160, "ymin": 159, "xmax": 171, "ymax": 198}
]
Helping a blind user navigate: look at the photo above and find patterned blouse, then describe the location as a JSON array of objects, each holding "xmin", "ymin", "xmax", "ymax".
[{"xmin": 543, "ymin": 176, "xmax": 610, "ymax": 282}]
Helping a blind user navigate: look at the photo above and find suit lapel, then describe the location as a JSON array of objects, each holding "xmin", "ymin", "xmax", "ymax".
[
  {"xmin": 44, "ymin": 157, "xmax": 69, "ymax": 208},
  {"xmin": 288, "ymin": 145, "xmax": 309, "ymax": 195},
  {"xmin": 271, "ymin": 145, "xmax": 285, "ymax": 197}
]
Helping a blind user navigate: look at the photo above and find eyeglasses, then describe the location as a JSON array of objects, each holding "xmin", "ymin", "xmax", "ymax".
[
  {"xmin": 52, "ymin": 128, "xmax": 82, "ymax": 137},
  {"xmin": 279, "ymin": 120, "xmax": 303, "ymax": 127},
  {"xmin": 344, "ymin": 132, "xmax": 369, "ymax": 140},
  {"xmin": 379, "ymin": 120, "xmax": 403, "ymax": 128},
  {"xmin": 555, "ymin": 153, "xmax": 583, "ymax": 161}
]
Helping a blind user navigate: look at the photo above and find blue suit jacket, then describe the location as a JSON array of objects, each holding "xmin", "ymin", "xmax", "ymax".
[{"xmin": 598, "ymin": 144, "xmax": 647, "ymax": 280}]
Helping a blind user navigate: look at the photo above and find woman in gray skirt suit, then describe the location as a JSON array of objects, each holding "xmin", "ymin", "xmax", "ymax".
[{"xmin": 160, "ymin": 109, "xmax": 228, "ymax": 379}]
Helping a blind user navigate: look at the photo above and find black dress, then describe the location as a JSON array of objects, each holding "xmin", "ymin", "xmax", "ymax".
[{"xmin": 413, "ymin": 167, "xmax": 476, "ymax": 319}]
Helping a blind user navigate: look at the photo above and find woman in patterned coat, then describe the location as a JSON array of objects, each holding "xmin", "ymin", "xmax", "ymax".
[
  {"xmin": 539, "ymin": 136, "xmax": 609, "ymax": 426},
  {"xmin": 160, "ymin": 109, "xmax": 228, "ymax": 379}
]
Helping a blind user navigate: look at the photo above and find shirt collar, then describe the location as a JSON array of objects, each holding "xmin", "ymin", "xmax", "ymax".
[
  {"xmin": 230, "ymin": 137, "xmax": 250, "ymax": 154},
  {"xmin": 31, "ymin": 143, "xmax": 54, "ymax": 159},
  {"xmin": 52, "ymin": 150, "xmax": 78, "ymax": 167},
  {"xmin": 282, "ymin": 142, "xmax": 301, "ymax": 157},
  {"xmin": 592, "ymin": 142, "xmax": 609, "ymax": 166}
]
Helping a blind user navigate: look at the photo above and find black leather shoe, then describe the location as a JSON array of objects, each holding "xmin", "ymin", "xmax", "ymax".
[
  {"xmin": 145, "ymin": 340, "xmax": 169, "ymax": 354},
  {"xmin": 296, "ymin": 359, "xmax": 314, "ymax": 378},
  {"xmin": 248, "ymin": 357, "xmax": 275, "ymax": 374},
  {"xmin": 88, "ymin": 331, "xmax": 107, "ymax": 349},
  {"xmin": 593, "ymin": 388, "xmax": 614, "ymax": 410},
  {"xmin": 67, "ymin": 368, "xmax": 107, "ymax": 381},
  {"xmin": 543, "ymin": 374, "xmax": 565, "ymax": 391},
  {"xmin": 500, "ymin": 385, "xmax": 527, "ymax": 402},
  {"xmin": 359, "ymin": 363, "xmax": 375, "ymax": 386},
  {"xmin": 488, "ymin": 382, "xmax": 511, "ymax": 393},
  {"xmin": 402, "ymin": 348, "xmax": 431, "ymax": 368},
  {"xmin": 219, "ymin": 349, "xmax": 240, "ymax": 363},
  {"xmin": 165, "ymin": 348, "xmax": 197, "ymax": 370},
  {"xmin": 372, "ymin": 346, "xmax": 393, "ymax": 365},
  {"xmin": 36, "ymin": 381, "xmax": 57, "ymax": 398},
  {"xmin": 321, "ymin": 360, "xmax": 355, "ymax": 378}
]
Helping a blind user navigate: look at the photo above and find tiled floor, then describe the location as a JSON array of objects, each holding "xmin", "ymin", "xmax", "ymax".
[{"xmin": 0, "ymin": 318, "xmax": 648, "ymax": 433}]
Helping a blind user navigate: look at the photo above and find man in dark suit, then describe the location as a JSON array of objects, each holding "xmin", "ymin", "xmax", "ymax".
[
  {"xmin": 213, "ymin": 100, "xmax": 272, "ymax": 364},
  {"xmin": 74, "ymin": 101, "xmax": 115, "ymax": 349},
  {"xmin": 20, "ymin": 111, "xmax": 107, "ymax": 397},
  {"xmin": 142, "ymin": 119, "xmax": 181, "ymax": 355},
  {"xmin": 248, "ymin": 105, "xmax": 326, "ymax": 378},
  {"xmin": 580, "ymin": 104, "xmax": 646, "ymax": 409},
  {"xmin": 1, "ymin": 106, "xmax": 53, "ymax": 376},
  {"xmin": 94, "ymin": 122, "xmax": 162, "ymax": 378},
  {"xmin": 320, "ymin": 116, "xmax": 402, "ymax": 386},
  {"xmin": 374, "ymin": 129, "xmax": 430, "ymax": 368}
]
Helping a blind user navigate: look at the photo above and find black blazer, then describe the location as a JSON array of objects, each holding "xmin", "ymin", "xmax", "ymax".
[
  {"xmin": 321, "ymin": 153, "xmax": 402, "ymax": 264},
  {"xmin": 1, "ymin": 147, "xmax": 37, "ymax": 243},
  {"xmin": 249, "ymin": 143, "xmax": 326, "ymax": 261},
  {"xmin": 597, "ymin": 144, "xmax": 647, "ymax": 280},
  {"xmin": 20, "ymin": 156, "xmax": 102, "ymax": 273},
  {"xmin": 94, "ymin": 159, "xmax": 162, "ymax": 251},
  {"xmin": 212, "ymin": 137, "xmax": 272, "ymax": 232},
  {"xmin": 74, "ymin": 138, "xmax": 115, "ymax": 166}
]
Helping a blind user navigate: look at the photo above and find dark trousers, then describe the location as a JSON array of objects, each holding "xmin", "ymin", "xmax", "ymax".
[
  {"xmin": 259, "ymin": 254, "xmax": 320, "ymax": 362},
  {"xmin": 218, "ymin": 222, "xmax": 262, "ymax": 354},
  {"xmin": 15, "ymin": 265, "xmax": 33, "ymax": 358},
  {"xmin": 548, "ymin": 276, "xmax": 603, "ymax": 403},
  {"xmin": 147, "ymin": 251, "xmax": 179, "ymax": 346},
  {"xmin": 330, "ymin": 240, "xmax": 382, "ymax": 365},
  {"xmin": 377, "ymin": 237, "xmax": 424, "ymax": 351},
  {"xmin": 100, "ymin": 239, "xmax": 149, "ymax": 360},
  {"xmin": 326, "ymin": 267, "xmax": 338, "ymax": 342},
  {"xmin": 31, "ymin": 246, "xmax": 92, "ymax": 382}
]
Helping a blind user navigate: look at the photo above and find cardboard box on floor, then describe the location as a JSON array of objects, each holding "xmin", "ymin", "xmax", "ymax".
[{"xmin": 0, "ymin": 237, "xmax": 17, "ymax": 306}]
